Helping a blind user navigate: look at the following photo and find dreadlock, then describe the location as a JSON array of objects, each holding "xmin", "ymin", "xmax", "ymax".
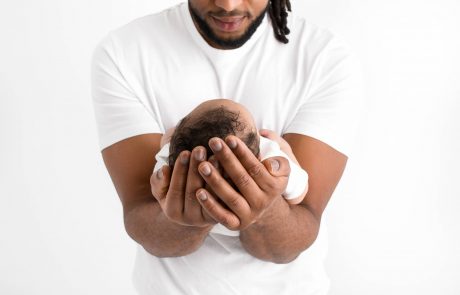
[{"xmin": 268, "ymin": 0, "xmax": 292, "ymax": 44}]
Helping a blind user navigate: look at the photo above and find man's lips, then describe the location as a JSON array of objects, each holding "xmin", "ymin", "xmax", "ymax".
[{"xmin": 211, "ymin": 16, "xmax": 246, "ymax": 32}]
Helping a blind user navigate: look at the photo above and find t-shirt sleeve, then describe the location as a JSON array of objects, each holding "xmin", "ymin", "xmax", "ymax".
[
  {"xmin": 284, "ymin": 35, "xmax": 364, "ymax": 157},
  {"xmin": 91, "ymin": 34, "xmax": 162, "ymax": 151}
]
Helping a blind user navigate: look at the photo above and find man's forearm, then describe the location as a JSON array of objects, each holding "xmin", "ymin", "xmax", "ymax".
[
  {"xmin": 239, "ymin": 196, "xmax": 320, "ymax": 264},
  {"xmin": 123, "ymin": 199, "xmax": 212, "ymax": 257}
]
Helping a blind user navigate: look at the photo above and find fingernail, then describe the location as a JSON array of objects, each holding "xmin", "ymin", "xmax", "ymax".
[
  {"xmin": 227, "ymin": 138, "xmax": 237, "ymax": 149},
  {"xmin": 270, "ymin": 159, "xmax": 280, "ymax": 172},
  {"xmin": 181, "ymin": 152, "xmax": 190, "ymax": 165},
  {"xmin": 197, "ymin": 191, "xmax": 208, "ymax": 201},
  {"xmin": 156, "ymin": 168, "xmax": 163, "ymax": 179},
  {"xmin": 194, "ymin": 148, "xmax": 204, "ymax": 161},
  {"xmin": 210, "ymin": 139, "xmax": 222, "ymax": 151},
  {"xmin": 200, "ymin": 164, "xmax": 211, "ymax": 176}
]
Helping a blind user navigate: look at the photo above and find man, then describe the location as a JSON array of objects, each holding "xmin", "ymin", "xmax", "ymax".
[{"xmin": 91, "ymin": 0, "xmax": 362, "ymax": 294}]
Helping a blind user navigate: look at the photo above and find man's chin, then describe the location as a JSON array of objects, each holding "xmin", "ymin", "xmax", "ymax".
[
  {"xmin": 212, "ymin": 32, "xmax": 246, "ymax": 43},
  {"xmin": 189, "ymin": 1, "xmax": 267, "ymax": 49},
  {"xmin": 206, "ymin": 22, "xmax": 248, "ymax": 41}
]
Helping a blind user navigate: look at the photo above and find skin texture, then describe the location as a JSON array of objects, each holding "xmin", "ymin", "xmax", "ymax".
[
  {"xmin": 162, "ymin": 99, "xmax": 307, "ymax": 205},
  {"xmin": 189, "ymin": 0, "xmax": 269, "ymax": 49},
  {"xmin": 150, "ymin": 131, "xmax": 347, "ymax": 263},
  {"xmin": 100, "ymin": 1, "xmax": 348, "ymax": 262},
  {"xmin": 102, "ymin": 130, "xmax": 347, "ymax": 262},
  {"xmin": 102, "ymin": 134, "xmax": 215, "ymax": 257}
]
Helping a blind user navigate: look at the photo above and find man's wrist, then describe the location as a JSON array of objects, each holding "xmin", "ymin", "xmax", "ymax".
[
  {"xmin": 238, "ymin": 196, "xmax": 319, "ymax": 264},
  {"xmin": 124, "ymin": 199, "xmax": 213, "ymax": 257},
  {"xmin": 246, "ymin": 195, "xmax": 290, "ymax": 230}
]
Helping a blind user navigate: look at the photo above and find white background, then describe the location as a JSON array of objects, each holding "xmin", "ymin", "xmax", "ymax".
[{"xmin": 0, "ymin": 0, "xmax": 459, "ymax": 294}]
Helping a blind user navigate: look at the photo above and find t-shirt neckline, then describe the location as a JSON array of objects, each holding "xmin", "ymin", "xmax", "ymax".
[{"xmin": 180, "ymin": 2, "xmax": 269, "ymax": 61}]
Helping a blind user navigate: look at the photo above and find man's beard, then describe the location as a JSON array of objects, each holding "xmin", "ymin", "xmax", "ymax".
[{"xmin": 188, "ymin": 2, "xmax": 268, "ymax": 49}]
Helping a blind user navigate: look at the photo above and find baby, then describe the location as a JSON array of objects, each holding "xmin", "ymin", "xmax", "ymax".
[{"xmin": 154, "ymin": 99, "xmax": 309, "ymax": 205}]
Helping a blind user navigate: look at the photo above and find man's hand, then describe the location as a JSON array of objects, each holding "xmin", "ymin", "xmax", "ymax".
[
  {"xmin": 194, "ymin": 136, "xmax": 291, "ymax": 230},
  {"xmin": 150, "ymin": 146, "xmax": 217, "ymax": 227}
]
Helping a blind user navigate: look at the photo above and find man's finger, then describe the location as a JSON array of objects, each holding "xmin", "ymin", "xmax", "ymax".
[
  {"xmin": 208, "ymin": 137, "xmax": 261, "ymax": 199},
  {"xmin": 164, "ymin": 150, "xmax": 190, "ymax": 217},
  {"xmin": 197, "ymin": 160, "xmax": 251, "ymax": 217},
  {"xmin": 260, "ymin": 156, "xmax": 290, "ymax": 192},
  {"xmin": 223, "ymin": 135, "xmax": 281, "ymax": 192},
  {"xmin": 184, "ymin": 146, "xmax": 206, "ymax": 215},
  {"xmin": 196, "ymin": 189, "xmax": 241, "ymax": 230},
  {"xmin": 261, "ymin": 156, "xmax": 290, "ymax": 177},
  {"xmin": 150, "ymin": 165, "xmax": 171, "ymax": 202}
]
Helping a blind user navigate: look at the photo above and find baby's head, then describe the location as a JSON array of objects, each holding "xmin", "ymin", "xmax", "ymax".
[{"xmin": 168, "ymin": 99, "xmax": 260, "ymax": 167}]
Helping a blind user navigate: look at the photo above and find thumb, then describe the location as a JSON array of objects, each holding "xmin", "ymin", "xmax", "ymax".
[
  {"xmin": 262, "ymin": 156, "xmax": 291, "ymax": 178},
  {"xmin": 150, "ymin": 165, "xmax": 171, "ymax": 201}
]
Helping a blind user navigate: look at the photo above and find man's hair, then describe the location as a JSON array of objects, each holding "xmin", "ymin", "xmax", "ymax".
[
  {"xmin": 269, "ymin": 0, "xmax": 292, "ymax": 44},
  {"xmin": 168, "ymin": 106, "xmax": 260, "ymax": 167}
]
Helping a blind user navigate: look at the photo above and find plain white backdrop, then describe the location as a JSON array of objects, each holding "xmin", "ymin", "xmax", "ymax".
[{"xmin": 0, "ymin": 0, "xmax": 459, "ymax": 294}]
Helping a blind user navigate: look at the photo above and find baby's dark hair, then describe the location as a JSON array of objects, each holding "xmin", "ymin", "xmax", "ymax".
[{"xmin": 168, "ymin": 106, "xmax": 260, "ymax": 167}]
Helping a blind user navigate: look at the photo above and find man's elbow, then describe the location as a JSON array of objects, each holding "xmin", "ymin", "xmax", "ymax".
[
  {"xmin": 248, "ymin": 248, "xmax": 303, "ymax": 264},
  {"xmin": 269, "ymin": 253, "xmax": 301, "ymax": 264}
]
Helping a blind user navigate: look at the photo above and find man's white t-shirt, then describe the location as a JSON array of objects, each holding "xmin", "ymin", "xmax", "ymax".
[{"xmin": 91, "ymin": 2, "xmax": 363, "ymax": 294}]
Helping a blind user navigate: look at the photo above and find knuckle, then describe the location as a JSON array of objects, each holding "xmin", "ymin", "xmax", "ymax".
[
  {"xmin": 168, "ymin": 186, "xmax": 184, "ymax": 197},
  {"xmin": 247, "ymin": 163, "xmax": 263, "ymax": 178},
  {"xmin": 228, "ymin": 196, "xmax": 242, "ymax": 209},
  {"xmin": 184, "ymin": 191, "xmax": 196, "ymax": 201},
  {"xmin": 265, "ymin": 179, "xmax": 277, "ymax": 191},
  {"xmin": 234, "ymin": 173, "xmax": 251, "ymax": 188}
]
